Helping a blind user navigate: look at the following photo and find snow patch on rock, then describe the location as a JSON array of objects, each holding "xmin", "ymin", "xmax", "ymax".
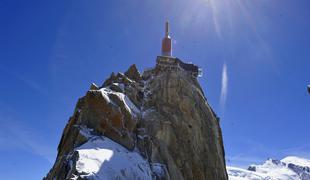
[
  {"xmin": 70, "ymin": 130, "xmax": 153, "ymax": 180},
  {"xmin": 77, "ymin": 125, "xmax": 94, "ymax": 139},
  {"xmin": 99, "ymin": 87, "xmax": 140, "ymax": 116},
  {"xmin": 151, "ymin": 163, "xmax": 167, "ymax": 179}
]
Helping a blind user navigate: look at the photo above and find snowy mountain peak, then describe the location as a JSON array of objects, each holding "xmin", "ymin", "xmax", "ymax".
[
  {"xmin": 282, "ymin": 156, "xmax": 310, "ymax": 168},
  {"xmin": 228, "ymin": 156, "xmax": 310, "ymax": 180}
]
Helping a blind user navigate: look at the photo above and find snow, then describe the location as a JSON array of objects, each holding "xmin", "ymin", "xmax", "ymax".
[
  {"xmin": 99, "ymin": 88, "xmax": 111, "ymax": 104},
  {"xmin": 151, "ymin": 163, "xmax": 166, "ymax": 178},
  {"xmin": 72, "ymin": 134, "xmax": 153, "ymax": 180},
  {"xmin": 77, "ymin": 125, "xmax": 93, "ymax": 139},
  {"xmin": 227, "ymin": 164, "xmax": 298, "ymax": 180},
  {"xmin": 123, "ymin": 95, "xmax": 140, "ymax": 114},
  {"xmin": 253, "ymin": 159, "xmax": 298, "ymax": 179},
  {"xmin": 76, "ymin": 147, "xmax": 114, "ymax": 175},
  {"xmin": 227, "ymin": 166, "xmax": 265, "ymax": 180},
  {"xmin": 227, "ymin": 156, "xmax": 310, "ymax": 180},
  {"xmin": 282, "ymin": 156, "xmax": 310, "ymax": 167},
  {"xmin": 112, "ymin": 83, "xmax": 125, "ymax": 92},
  {"xmin": 99, "ymin": 88, "xmax": 140, "ymax": 116}
]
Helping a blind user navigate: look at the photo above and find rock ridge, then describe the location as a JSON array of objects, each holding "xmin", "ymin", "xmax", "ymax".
[{"xmin": 45, "ymin": 61, "xmax": 228, "ymax": 180}]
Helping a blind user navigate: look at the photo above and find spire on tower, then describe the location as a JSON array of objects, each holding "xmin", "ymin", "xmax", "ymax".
[{"xmin": 165, "ymin": 21, "xmax": 170, "ymax": 37}]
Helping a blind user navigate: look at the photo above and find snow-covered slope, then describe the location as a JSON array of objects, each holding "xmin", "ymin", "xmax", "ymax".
[
  {"xmin": 227, "ymin": 157, "xmax": 310, "ymax": 180},
  {"xmin": 282, "ymin": 156, "xmax": 310, "ymax": 168},
  {"xmin": 67, "ymin": 127, "xmax": 154, "ymax": 180},
  {"xmin": 227, "ymin": 166, "xmax": 266, "ymax": 180}
]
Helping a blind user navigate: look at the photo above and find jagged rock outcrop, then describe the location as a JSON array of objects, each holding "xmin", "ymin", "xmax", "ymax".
[{"xmin": 45, "ymin": 60, "xmax": 228, "ymax": 180}]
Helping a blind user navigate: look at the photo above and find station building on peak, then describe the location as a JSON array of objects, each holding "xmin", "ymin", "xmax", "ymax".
[{"xmin": 156, "ymin": 21, "xmax": 202, "ymax": 78}]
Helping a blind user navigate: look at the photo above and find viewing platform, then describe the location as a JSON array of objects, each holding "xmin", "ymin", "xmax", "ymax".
[{"xmin": 156, "ymin": 56, "xmax": 202, "ymax": 78}]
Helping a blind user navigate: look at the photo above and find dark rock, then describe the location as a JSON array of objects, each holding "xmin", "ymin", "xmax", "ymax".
[
  {"xmin": 89, "ymin": 83, "xmax": 99, "ymax": 90},
  {"xmin": 110, "ymin": 83, "xmax": 124, "ymax": 93},
  {"xmin": 247, "ymin": 165, "xmax": 256, "ymax": 172},
  {"xmin": 271, "ymin": 159, "xmax": 282, "ymax": 165},
  {"xmin": 102, "ymin": 72, "xmax": 117, "ymax": 87},
  {"xmin": 288, "ymin": 163, "xmax": 310, "ymax": 180},
  {"xmin": 125, "ymin": 64, "xmax": 142, "ymax": 82}
]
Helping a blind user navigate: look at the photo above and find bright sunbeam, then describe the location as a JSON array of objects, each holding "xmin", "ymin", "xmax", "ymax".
[
  {"xmin": 208, "ymin": 0, "xmax": 222, "ymax": 38},
  {"xmin": 182, "ymin": 0, "xmax": 265, "ymax": 42}
]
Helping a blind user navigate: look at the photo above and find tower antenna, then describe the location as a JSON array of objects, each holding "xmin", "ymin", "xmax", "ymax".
[{"xmin": 165, "ymin": 21, "xmax": 170, "ymax": 37}]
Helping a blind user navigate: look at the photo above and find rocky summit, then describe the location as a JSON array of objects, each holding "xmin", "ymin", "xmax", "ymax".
[{"xmin": 45, "ymin": 59, "xmax": 228, "ymax": 180}]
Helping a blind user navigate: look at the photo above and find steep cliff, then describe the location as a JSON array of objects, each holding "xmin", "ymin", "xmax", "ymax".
[{"xmin": 45, "ymin": 59, "xmax": 228, "ymax": 180}]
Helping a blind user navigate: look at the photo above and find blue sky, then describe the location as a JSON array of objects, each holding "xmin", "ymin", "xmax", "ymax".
[{"xmin": 0, "ymin": 0, "xmax": 310, "ymax": 179}]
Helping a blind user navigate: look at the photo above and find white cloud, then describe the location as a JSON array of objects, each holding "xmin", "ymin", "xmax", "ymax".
[{"xmin": 220, "ymin": 63, "xmax": 228, "ymax": 109}]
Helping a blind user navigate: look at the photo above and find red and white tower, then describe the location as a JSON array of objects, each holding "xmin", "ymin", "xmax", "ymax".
[{"xmin": 161, "ymin": 21, "xmax": 172, "ymax": 57}]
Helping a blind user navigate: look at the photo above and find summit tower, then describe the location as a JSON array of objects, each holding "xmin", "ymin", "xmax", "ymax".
[
  {"xmin": 156, "ymin": 21, "xmax": 202, "ymax": 78},
  {"xmin": 161, "ymin": 21, "xmax": 172, "ymax": 56}
]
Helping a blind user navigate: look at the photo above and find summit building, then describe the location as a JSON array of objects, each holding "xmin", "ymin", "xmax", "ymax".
[{"xmin": 156, "ymin": 21, "xmax": 202, "ymax": 78}]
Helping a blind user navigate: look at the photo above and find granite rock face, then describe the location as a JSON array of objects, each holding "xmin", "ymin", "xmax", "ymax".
[
  {"xmin": 138, "ymin": 66, "xmax": 227, "ymax": 180},
  {"xmin": 45, "ymin": 61, "xmax": 228, "ymax": 180}
]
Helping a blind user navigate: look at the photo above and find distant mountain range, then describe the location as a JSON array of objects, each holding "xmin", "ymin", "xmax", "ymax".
[{"xmin": 227, "ymin": 156, "xmax": 310, "ymax": 180}]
